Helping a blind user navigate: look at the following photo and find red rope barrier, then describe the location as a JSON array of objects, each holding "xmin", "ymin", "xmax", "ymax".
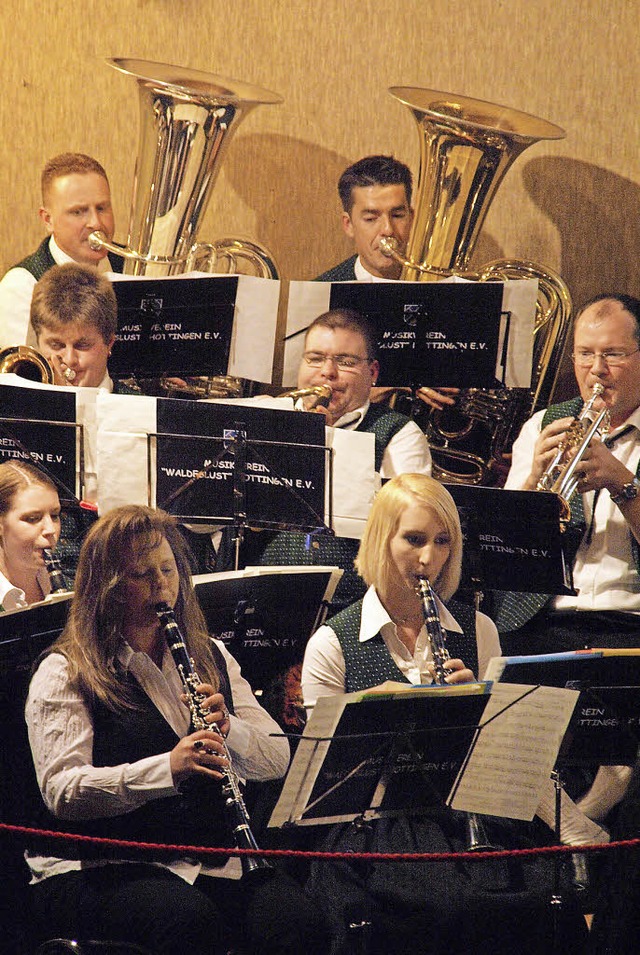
[{"xmin": 2, "ymin": 821, "xmax": 639, "ymax": 863}]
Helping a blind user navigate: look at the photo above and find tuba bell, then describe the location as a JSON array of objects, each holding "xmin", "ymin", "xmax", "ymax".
[
  {"xmin": 380, "ymin": 88, "xmax": 572, "ymax": 485},
  {"xmin": 0, "ymin": 345, "xmax": 54, "ymax": 383},
  {"xmin": 89, "ymin": 59, "xmax": 282, "ymax": 396}
]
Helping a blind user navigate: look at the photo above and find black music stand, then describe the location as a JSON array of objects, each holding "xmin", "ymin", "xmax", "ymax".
[
  {"xmin": 444, "ymin": 484, "xmax": 575, "ymax": 598},
  {"xmin": 151, "ymin": 399, "xmax": 333, "ymax": 568},
  {"xmin": 268, "ymin": 682, "xmax": 575, "ymax": 829},
  {"xmin": 485, "ymin": 649, "xmax": 640, "ymax": 936},
  {"xmin": 485, "ymin": 650, "xmax": 640, "ymax": 769},
  {"xmin": 193, "ymin": 566, "xmax": 342, "ymax": 695}
]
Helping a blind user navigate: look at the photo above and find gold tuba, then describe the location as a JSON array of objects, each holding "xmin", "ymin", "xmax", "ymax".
[
  {"xmin": 89, "ymin": 59, "xmax": 282, "ymax": 396},
  {"xmin": 380, "ymin": 88, "xmax": 572, "ymax": 485},
  {"xmin": 0, "ymin": 345, "xmax": 54, "ymax": 383}
]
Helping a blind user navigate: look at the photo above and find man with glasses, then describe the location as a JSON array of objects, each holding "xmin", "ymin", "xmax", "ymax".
[
  {"xmin": 493, "ymin": 293, "xmax": 640, "ymax": 656},
  {"xmin": 493, "ymin": 294, "xmax": 640, "ymax": 883},
  {"xmin": 250, "ymin": 308, "xmax": 431, "ymax": 613}
]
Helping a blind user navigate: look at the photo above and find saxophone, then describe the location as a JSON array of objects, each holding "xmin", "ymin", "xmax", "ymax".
[
  {"xmin": 416, "ymin": 577, "xmax": 495, "ymax": 851},
  {"xmin": 155, "ymin": 602, "xmax": 272, "ymax": 880}
]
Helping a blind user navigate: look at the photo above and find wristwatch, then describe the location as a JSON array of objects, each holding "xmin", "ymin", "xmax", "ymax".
[{"xmin": 610, "ymin": 476, "xmax": 640, "ymax": 506}]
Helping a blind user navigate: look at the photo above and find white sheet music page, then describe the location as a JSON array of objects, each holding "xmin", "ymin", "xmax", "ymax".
[{"xmin": 448, "ymin": 682, "xmax": 578, "ymax": 821}]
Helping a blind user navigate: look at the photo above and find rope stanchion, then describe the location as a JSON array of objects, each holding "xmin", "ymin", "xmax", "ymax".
[{"xmin": 2, "ymin": 821, "xmax": 639, "ymax": 864}]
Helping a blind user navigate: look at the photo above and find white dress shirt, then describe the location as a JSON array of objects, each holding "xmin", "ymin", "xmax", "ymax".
[
  {"xmin": 25, "ymin": 638, "xmax": 289, "ymax": 884},
  {"xmin": 506, "ymin": 406, "xmax": 640, "ymax": 612},
  {"xmin": 353, "ymin": 258, "xmax": 397, "ymax": 283},
  {"xmin": 301, "ymin": 585, "xmax": 500, "ymax": 707},
  {"xmin": 331, "ymin": 399, "xmax": 432, "ymax": 478},
  {"xmin": 0, "ymin": 567, "xmax": 51, "ymax": 611}
]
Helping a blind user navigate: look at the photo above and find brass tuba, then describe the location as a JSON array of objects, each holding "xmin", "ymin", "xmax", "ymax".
[
  {"xmin": 380, "ymin": 88, "xmax": 572, "ymax": 485},
  {"xmin": 0, "ymin": 345, "xmax": 54, "ymax": 383},
  {"xmin": 89, "ymin": 59, "xmax": 282, "ymax": 396}
]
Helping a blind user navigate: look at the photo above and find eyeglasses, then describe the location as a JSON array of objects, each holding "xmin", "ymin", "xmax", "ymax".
[
  {"xmin": 572, "ymin": 348, "xmax": 640, "ymax": 368},
  {"xmin": 302, "ymin": 351, "xmax": 371, "ymax": 370}
]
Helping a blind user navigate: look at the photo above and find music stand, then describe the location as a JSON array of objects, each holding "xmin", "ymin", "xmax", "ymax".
[
  {"xmin": 269, "ymin": 682, "xmax": 577, "ymax": 829},
  {"xmin": 193, "ymin": 566, "xmax": 342, "ymax": 694},
  {"xmin": 282, "ymin": 279, "xmax": 537, "ymax": 392},
  {"xmin": 444, "ymin": 484, "xmax": 575, "ymax": 597},
  {"xmin": 485, "ymin": 650, "xmax": 640, "ymax": 769},
  {"xmin": 485, "ymin": 649, "xmax": 640, "ymax": 934},
  {"xmin": 109, "ymin": 273, "xmax": 280, "ymax": 385}
]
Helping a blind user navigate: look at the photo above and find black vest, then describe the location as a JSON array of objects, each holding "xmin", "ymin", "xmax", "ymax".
[
  {"xmin": 330, "ymin": 595, "xmax": 478, "ymax": 692},
  {"xmin": 33, "ymin": 645, "xmax": 234, "ymax": 863},
  {"xmin": 14, "ymin": 237, "xmax": 124, "ymax": 278}
]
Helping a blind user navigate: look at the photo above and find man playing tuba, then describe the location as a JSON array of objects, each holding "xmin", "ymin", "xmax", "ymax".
[{"xmin": 0, "ymin": 153, "xmax": 121, "ymax": 349}]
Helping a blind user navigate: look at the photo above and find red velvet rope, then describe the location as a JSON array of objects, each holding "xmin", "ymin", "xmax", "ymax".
[{"xmin": 1, "ymin": 822, "xmax": 639, "ymax": 863}]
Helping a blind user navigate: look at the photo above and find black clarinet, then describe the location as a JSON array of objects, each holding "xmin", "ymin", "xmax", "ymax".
[
  {"xmin": 416, "ymin": 577, "xmax": 496, "ymax": 851},
  {"xmin": 155, "ymin": 601, "xmax": 272, "ymax": 880},
  {"xmin": 43, "ymin": 548, "xmax": 69, "ymax": 594}
]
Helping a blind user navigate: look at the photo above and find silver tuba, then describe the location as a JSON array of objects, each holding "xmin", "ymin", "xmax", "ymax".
[
  {"xmin": 90, "ymin": 59, "xmax": 282, "ymax": 396},
  {"xmin": 380, "ymin": 88, "xmax": 573, "ymax": 485}
]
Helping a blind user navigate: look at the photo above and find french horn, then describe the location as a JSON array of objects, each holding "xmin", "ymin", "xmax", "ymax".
[
  {"xmin": 380, "ymin": 88, "xmax": 572, "ymax": 485},
  {"xmin": 90, "ymin": 59, "xmax": 282, "ymax": 397}
]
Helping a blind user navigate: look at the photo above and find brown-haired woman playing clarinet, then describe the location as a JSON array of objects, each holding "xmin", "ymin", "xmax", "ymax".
[{"xmin": 25, "ymin": 504, "xmax": 328, "ymax": 955}]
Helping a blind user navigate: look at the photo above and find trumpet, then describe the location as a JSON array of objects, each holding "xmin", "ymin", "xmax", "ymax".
[
  {"xmin": 279, "ymin": 384, "xmax": 332, "ymax": 410},
  {"xmin": 536, "ymin": 383, "xmax": 610, "ymax": 521},
  {"xmin": 155, "ymin": 601, "xmax": 272, "ymax": 881}
]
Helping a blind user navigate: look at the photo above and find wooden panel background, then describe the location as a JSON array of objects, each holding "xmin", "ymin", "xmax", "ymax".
[{"xmin": 1, "ymin": 0, "xmax": 638, "ymax": 390}]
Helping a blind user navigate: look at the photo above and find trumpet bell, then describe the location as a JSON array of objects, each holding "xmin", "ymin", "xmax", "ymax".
[{"xmin": 0, "ymin": 345, "xmax": 54, "ymax": 383}]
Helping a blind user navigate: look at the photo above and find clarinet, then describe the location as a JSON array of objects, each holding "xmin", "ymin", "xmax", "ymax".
[
  {"xmin": 416, "ymin": 577, "xmax": 496, "ymax": 851},
  {"xmin": 43, "ymin": 547, "xmax": 69, "ymax": 594},
  {"xmin": 155, "ymin": 601, "xmax": 272, "ymax": 880}
]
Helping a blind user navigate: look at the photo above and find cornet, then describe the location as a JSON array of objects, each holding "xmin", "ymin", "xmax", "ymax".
[{"xmin": 536, "ymin": 383, "xmax": 610, "ymax": 521}]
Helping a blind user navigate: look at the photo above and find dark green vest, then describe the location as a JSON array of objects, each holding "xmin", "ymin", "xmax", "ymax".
[
  {"xmin": 330, "ymin": 595, "xmax": 478, "ymax": 692},
  {"xmin": 14, "ymin": 236, "xmax": 124, "ymax": 278},
  {"xmin": 493, "ymin": 397, "xmax": 640, "ymax": 633}
]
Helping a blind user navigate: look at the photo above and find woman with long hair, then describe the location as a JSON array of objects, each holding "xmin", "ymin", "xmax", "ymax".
[{"xmin": 25, "ymin": 504, "xmax": 328, "ymax": 955}]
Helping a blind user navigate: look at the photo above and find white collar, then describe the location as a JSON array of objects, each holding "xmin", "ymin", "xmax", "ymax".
[
  {"xmin": 354, "ymin": 257, "xmax": 398, "ymax": 283},
  {"xmin": 0, "ymin": 567, "xmax": 51, "ymax": 611},
  {"xmin": 359, "ymin": 585, "xmax": 462, "ymax": 642},
  {"xmin": 331, "ymin": 399, "xmax": 371, "ymax": 430}
]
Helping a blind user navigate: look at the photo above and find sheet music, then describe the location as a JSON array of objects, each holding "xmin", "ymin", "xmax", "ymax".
[
  {"xmin": 269, "ymin": 682, "xmax": 489, "ymax": 828},
  {"xmin": 449, "ymin": 682, "xmax": 578, "ymax": 820}
]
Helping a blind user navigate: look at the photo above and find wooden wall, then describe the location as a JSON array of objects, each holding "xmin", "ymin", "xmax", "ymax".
[{"xmin": 1, "ymin": 0, "xmax": 638, "ymax": 390}]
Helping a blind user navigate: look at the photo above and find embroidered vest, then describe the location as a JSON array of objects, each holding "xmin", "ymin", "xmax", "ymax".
[{"xmin": 330, "ymin": 596, "xmax": 478, "ymax": 693}]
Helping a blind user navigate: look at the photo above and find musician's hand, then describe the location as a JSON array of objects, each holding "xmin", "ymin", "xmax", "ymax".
[
  {"xmin": 415, "ymin": 386, "xmax": 460, "ymax": 411},
  {"xmin": 190, "ymin": 686, "xmax": 232, "ymax": 738},
  {"xmin": 427, "ymin": 658, "xmax": 476, "ymax": 684},
  {"xmin": 575, "ymin": 439, "xmax": 632, "ymax": 494},
  {"xmin": 170, "ymin": 729, "xmax": 229, "ymax": 785},
  {"xmin": 523, "ymin": 416, "xmax": 575, "ymax": 489},
  {"xmin": 369, "ymin": 386, "xmax": 411, "ymax": 405}
]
